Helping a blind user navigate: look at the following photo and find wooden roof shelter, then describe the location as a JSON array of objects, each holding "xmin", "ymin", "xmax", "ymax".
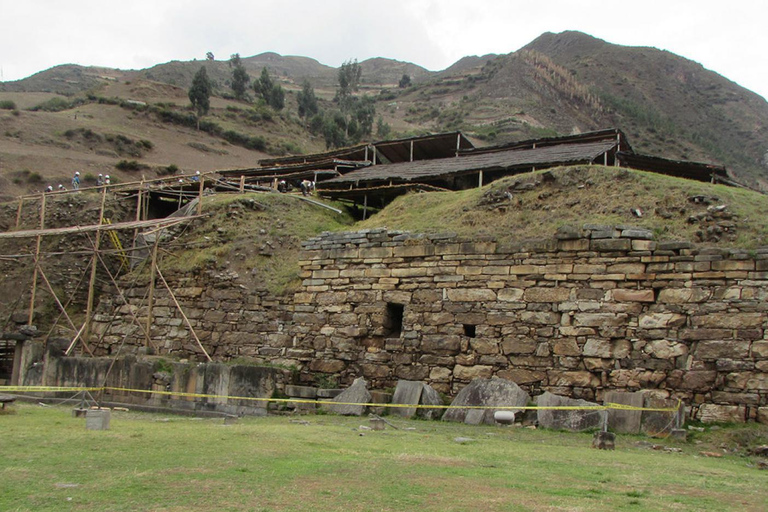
[
  {"xmin": 318, "ymin": 139, "xmax": 620, "ymax": 202},
  {"xmin": 616, "ymin": 152, "xmax": 739, "ymax": 186},
  {"xmin": 258, "ymin": 131, "xmax": 473, "ymax": 168}
]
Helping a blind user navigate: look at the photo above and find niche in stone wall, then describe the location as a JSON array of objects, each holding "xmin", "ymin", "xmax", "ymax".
[
  {"xmin": 463, "ymin": 324, "xmax": 477, "ymax": 338},
  {"xmin": 384, "ymin": 303, "xmax": 404, "ymax": 338}
]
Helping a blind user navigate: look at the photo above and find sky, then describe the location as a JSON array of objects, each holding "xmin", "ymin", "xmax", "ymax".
[{"xmin": 1, "ymin": 0, "xmax": 766, "ymax": 101}]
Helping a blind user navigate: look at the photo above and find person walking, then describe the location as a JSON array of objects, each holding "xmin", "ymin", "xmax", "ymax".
[{"xmin": 72, "ymin": 171, "xmax": 81, "ymax": 190}]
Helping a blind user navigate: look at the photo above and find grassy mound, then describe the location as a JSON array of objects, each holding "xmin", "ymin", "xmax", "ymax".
[{"xmin": 357, "ymin": 165, "xmax": 768, "ymax": 248}]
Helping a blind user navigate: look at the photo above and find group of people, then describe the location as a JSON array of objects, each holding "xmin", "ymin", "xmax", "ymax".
[
  {"xmin": 44, "ymin": 171, "xmax": 111, "ymax": 193},
  {"xmin": 277, "ymin": 179, "xmax": 315, "ymax": 196}
]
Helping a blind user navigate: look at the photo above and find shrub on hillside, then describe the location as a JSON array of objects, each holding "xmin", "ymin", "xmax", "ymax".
[
  {"xmin": 115, "ymin": 159, "xmax": 145, "ymax": 171},
  {"xmin": 160, "ymin": 164, "xmax": 179, "ymax": 176},
  {"xmin": 0, "ymin": 100, "xmax": 17, "ymax": 110},
  {"xmin": 30, "ymin": 96, "xmax": 87, "ymax": 112}
]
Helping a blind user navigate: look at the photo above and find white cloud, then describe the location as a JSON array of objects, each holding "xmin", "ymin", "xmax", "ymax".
[{"xmin": 0, "ymin": 0, "xmax": 766, "ymax": 100}]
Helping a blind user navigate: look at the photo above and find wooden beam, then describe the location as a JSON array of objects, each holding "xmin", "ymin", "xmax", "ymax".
[
  {"xmin": 156, "ymin": 266, "xmax": 212, "ymax": 362},
  {"xmin": 239, "ymin": 175, "xmax": 245, "ymax": 193},
  {"xmin": 410, "ymin": 140, "xmax": 414, "ymax": 162},
  {"xmin": 478, "ymin": 170, "xmax": 484, "ymax": 188},
  {"xmin": 83, "ymin": 187, "xmax": 107, "ymax": 343},
  {"xmin": 15, "ymin": 197, "xmax": 23, "ymax": 229},
  {"xmin": 37, "ymin": 267, "xmax": 80, "ymax": 334},
  {"xmin": 146, "ymin": 238, "xmax": 158, "ymax": 346},
  {"xmin": 28, "ymin": 193, "xmax": 45, "ymax": 325},
  {"xmin": 362, "ymin": 194, "xmax": 368, "ymax": 221},
  {"xmin": 197, "ymin": 177, "xmax": 204, "ymax": 215}
]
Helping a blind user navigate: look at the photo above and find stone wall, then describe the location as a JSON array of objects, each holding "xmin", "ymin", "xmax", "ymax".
[{"xmin": 91, "ymin": 226, "xmax": 768, "ymax": 423}]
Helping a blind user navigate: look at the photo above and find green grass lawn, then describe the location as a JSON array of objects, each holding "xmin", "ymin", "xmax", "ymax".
[{"xmin": 1, "ymin": 403, "xmax": 766, "ymax": 511}]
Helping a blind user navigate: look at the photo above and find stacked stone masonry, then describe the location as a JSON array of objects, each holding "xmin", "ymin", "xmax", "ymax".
[{"xmin": 93, "ymin": 226, "xmax": 768, "ymax": 423}]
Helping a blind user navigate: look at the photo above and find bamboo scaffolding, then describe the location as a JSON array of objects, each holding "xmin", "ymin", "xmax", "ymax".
[
  {"xmin": 156, "ymin": 266, "xmax": 212, "ymax": 362},
  {"xmin": 0, "ymin": 215, "xmax": 203, "ymax": 239},
  {"xmin": 28, "ymin": 193, "xmax": 45, "ymax": 325}
]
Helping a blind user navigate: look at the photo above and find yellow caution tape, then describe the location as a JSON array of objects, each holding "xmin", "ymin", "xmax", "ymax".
[{"xmin": 1, "ymin": 386, "xmax": 681, "ymax": 413}]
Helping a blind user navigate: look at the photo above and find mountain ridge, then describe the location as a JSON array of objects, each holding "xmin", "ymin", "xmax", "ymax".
[{"xmin": 1, "ymin": 30, "xmax": 766, "ymax": 194}]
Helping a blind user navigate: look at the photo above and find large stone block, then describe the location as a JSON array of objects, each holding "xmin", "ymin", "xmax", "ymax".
[
  {"xmin": 391, "ymin": 380, "xmax": 444, "ymax": 419},
  {"xmin": 308, "ymin": 359, "xmax": 345, "ymax": 373},
  {"xmin": 725, "ymin": 372, "xmax": 768, "ymax": 391},
  {"xmin": 693, "ymin": 312, "xmax": 763, "ymax": 329},
  {"xmin": 610, "ymin": 289, "xmax": 655, "ymax": 302},
  {"xmin": 695, "ymin": 339, "xmax": 750, "ymax": 360},
  {"xmin": 421, "ymin": 335, "xmax": 461, "ymax": 355},
  {"xmin": 329, "ymin": 377, "xmax": 371, "ymax": 416},
  {"xmin": 604, "ymin": 391, "xmax": 643, "ymax": 434},
  {"xmin": 698, "ymin": 404, "xmax": 746, "ymax": 423},
  {"xmin": 753, "ymin": 340, "xmax": 768, "ymax": 358},
  {"xmin": 453, "ymin": 365, "xmax": 493, "ymax": 381},
  {"xmin": 657, "ymin": 288, "xmax": 711, "ymax": 303},
  {"xmin": 548, "ymin": 371, "xmax": 600, "ymax": 388},
  {"xmin": 583, "ymin": 338, "xmax": 631, "ymax": 359},
  {"xmin": 524, "ymin": 287, "xmax": 572, "ymax": 303},
  {"xmin": 446, "ymin": 288, "xmax": 497, "ymax": 302},
  {"xmin": 643, "ymin": 339, "xmax": 688, "ymax": 359},
  {"xmin": 638, "ymin": 313, "xmax": 686, "ymax": 329},
  {"xmin": 500, "ymin": 338, "xmax": 537, "ymax": 355},
  {"xmin": 536, "ymin": 391, "xmax": 602, "ymax": 432},
  {"xmin": 497, "ymin": 288, "xmax": 524, "ymax": 302},
  {"xmin": 496, "ymin": 368, "xmax": 546, "ymax": 384},
  {"xmin": 442, "ymin": 377, "xmax": 530, "ymax": 425},
  {"xmin": 574, "ymin": 313, "xmax": 629, "ymax": 327}
]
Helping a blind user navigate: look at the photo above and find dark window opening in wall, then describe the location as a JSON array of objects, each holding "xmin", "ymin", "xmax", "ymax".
[
  {"xmin": 463, "ymin": 324, "xmax": 476, "ymax": 338},
  {"xmin": 384, "ymin": 303, "xmax": 404, "ymax": 337}
]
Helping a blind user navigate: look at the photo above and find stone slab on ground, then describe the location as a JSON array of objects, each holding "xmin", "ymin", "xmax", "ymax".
[
  {"xmin": 605, "ymin": 390, "xmax": 644, "ymax": 434},
  {"xmin": 328, "ymin": 377, "xmax": 371, "ymax": 416},
  {"xmin": 536, "ymin": 392, "xmax": 602, "ymax": 431},
  {"xmin": 391, "ymin": 380, "xmax": 424, "ymax": 418},
  {"xmin": 443, "ymin": 377, "xmax": 529, "ymax": 425},
  {"xmin": 641, "ymin": 397, "xmax": 684, "ymax": 434},
  {"xmin": 418, "ymin": 383, "xmax": 445, "ymax": 420}
]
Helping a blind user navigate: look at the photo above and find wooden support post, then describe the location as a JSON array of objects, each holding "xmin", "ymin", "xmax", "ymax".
[
  {"xmin": 455, "ymin": 133, "xmax": 461, "ymax": 156},
  {"xmin": 373, "ymin": 147, "xmax": 377, "ymax": 165},
  {"xmin": 615, "ymin": 133, "xmax": 621, "ymax": 167},
  {"xmin": 478, "ymin": 170, "xmax": 483, "ymax": 188},
  {"xmin": 604, "ymin": 152, "xmax": 608, "ymax": 166},
  {"xmin": 28, "ymin": 193, "xmax": 45, "ymax": 325},
  {"xmin": 365, "ymin": 146, "xmax": 369, "ymax": 162},
  {"xmin": 156, "ymin": 266, "xmax": 212, "ymax": 362},
  {"xmin": 362, "ymin": 194, "xmax": 368, "ymax": 221},
  {"xmin": 197, "ymin": 177, "xmax": 204, "ymax": 215},
  {"xmin": 410, "ymin": 140, "xmax": 414, "ymax": 162},
  {"xmin": 133, "ymin": 183, "xmax": 143, "ymax": 249},
  {"xmin": 83, "ymin": 187, "xmax": 107, "ymax": 344},
  {"xmin": 136, "ymin": 182, "xmax": 143, "ymax": 222},
  {"xmin": 239, "ymin": 175, "xmax": 245, "ymax": 193},
  {"xmin": 37, "ymin": 267, "xmax": 79, "ymax": 334},
  {"xmin": 146, "ymin": 238, "xmax": 158, "ymax": 345},
  {"xmin": 15, "ymin": 197, "xmax": 23, "ymax": 229}
]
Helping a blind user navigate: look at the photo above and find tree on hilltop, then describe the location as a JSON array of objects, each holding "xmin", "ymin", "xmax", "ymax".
[
  {"xmin": 297, "ymin": 80, "xmax": 319, "ymax": 119},
  {"xmin": 188, "ymin": 66, "xmax": 212, "ymax": 130},
  {"xmin": 254, "ymin": 68, "xmax": 285, "ymax": 110},
  {"xmin": 337, "ymin": 59, "xmax": 362, "ymax": 101},
  {"xmin": 229, "ymin": 53, "xmax": 250, "ymax": 101}
]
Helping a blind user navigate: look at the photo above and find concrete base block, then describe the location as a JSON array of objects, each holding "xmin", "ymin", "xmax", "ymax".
[
  {"xmin": 86, "ymin": 409, "xmax": 111, "ymax": 430},
  {"xmin": 670, "ymin": 429, "xmax": 687, "ymax": 441},
  {"xmin": 369, "ymin": 418, "xmax": 385, "ymax": 430},
  {"xmin": 592, "ymin": 431, "xmax": 615, "ymax": 450},
  {"xmin": 72, "ymin": 408, "xmax": 88, "ymax": 418}
]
